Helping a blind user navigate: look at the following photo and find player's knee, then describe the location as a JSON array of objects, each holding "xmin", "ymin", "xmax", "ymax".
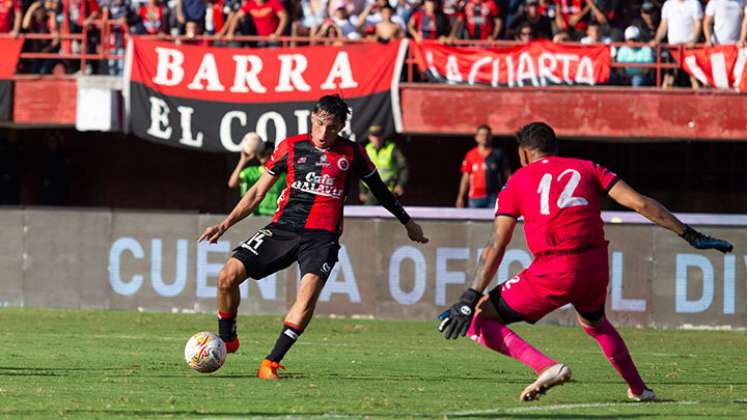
[{"xmin": 218, "ymin": 267, "xmax": 241, "ymax": 291}]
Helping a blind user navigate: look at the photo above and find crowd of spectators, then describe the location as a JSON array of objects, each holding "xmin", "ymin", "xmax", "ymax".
[{"xmin": 1, "ymin": 0, "xmax": 747, "ymax": 84}]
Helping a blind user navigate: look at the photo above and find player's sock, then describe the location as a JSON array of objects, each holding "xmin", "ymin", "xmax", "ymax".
[
  {"xmin": 468, "ymin": 316, "xmax": 556, "ymax": 374},
  {"xmin": 582, "ymin": 318, "xmax": 647, "ymax": 395},
  {"xmin": 266, "ymin": 322, "xmax": 304, "ymax": 363},
  {"xmin": 217, "ymin": 311, "xmax": 237, "ymax": 341}
]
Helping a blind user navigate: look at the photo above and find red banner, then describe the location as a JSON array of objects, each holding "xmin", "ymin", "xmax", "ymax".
[
  {"xmin": 0, "ymin": 38, "xmax": 22, "ymax": 78},
  {"xmin": 125, "ymin": 38, "xmax": 408, "ymax": 151},
  {"xmin": 672, "ymin": 45, "xmax": 747, "ymax": 92},
  {"xmin": 0, "ymin": 38, "xmax": 22, "ymax": 121},
  {"xmin": 411, "ymin": 40, "xmax": 611, "ymax": 87}
]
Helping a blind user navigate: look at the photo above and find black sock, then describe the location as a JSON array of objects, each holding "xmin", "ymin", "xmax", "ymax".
[
  {"xmin": 218, "ymin": 312, "xmax": 237, "ymax": 342},
  {"xmin": 266, "ymin": 323, "xmax": 304, "ymax": 362}
]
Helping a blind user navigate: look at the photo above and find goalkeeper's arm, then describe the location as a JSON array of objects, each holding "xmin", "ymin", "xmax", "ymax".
[{"xmin": 608, "ymin": 180, "xmax": 733, "ymax": 253}]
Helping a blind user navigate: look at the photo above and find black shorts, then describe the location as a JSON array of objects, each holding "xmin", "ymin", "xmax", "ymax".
[{"xmin": 232, "ymin": 224, "xmax": 340, "ymax": 282}]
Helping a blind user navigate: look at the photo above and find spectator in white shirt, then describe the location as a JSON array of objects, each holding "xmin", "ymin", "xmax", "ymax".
[
  {"xmin": 652, "ymin": 0, "xmax": 703, "ymax": 47},
  {"xmin": 651, "ymin": 0, "xmax": 703, "ymax": 89},
  {"xmin": 704, "ymin": 0, "xmax": 744, "ymax": 46}
]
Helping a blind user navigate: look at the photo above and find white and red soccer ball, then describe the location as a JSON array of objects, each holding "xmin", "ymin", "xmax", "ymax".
[{"xmin": 184, "ymin": 331, "xmax": 226, "ymax": 373}]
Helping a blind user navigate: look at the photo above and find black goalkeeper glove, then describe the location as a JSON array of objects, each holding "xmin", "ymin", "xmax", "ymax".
[
  {"xmin": 437, "ymin": 288, "xmax": 482, "ymax": 340},
  {"xmin": 680, "ymin": 225, "xmax": 733, "ymax": 254}
]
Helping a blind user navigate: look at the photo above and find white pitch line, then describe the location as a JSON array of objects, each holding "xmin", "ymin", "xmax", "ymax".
[{"xmin": 446, "ymin": 400, "xmax": 700, "ymax": 416}]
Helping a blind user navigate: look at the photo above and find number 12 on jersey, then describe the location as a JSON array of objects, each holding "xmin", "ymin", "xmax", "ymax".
[{"xmin": 537, "ymin": 169, "xmax": 589, "ymax": 215}]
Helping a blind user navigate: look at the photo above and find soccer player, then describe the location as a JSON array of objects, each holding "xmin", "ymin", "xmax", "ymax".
[
  {"xmin": 199, "ymin": 95, "xmax": 429, "ymax": 380},
  {"xmin": 438, "ymin": 122, "xmax": 733, "ymax": 402}
]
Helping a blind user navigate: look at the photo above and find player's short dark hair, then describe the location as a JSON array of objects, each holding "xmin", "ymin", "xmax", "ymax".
[
  {"xmin": 476, "ymin": 124, "xmax": 491, "ymax": 133},
  {"xmin": 312, "ymin": 95, "xmax": 350, "ymax": 125},
  {"xmin": 516, "ymin": 122, "xmax": 558, "ymax": 154}
]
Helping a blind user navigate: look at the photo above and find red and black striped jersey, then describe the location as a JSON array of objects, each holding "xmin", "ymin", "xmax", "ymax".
[{"xmin": 264, "ymin": 134, "xmax": 376, "ymax": 234}]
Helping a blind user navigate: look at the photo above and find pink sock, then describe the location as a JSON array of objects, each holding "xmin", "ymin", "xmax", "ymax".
[
  {"xmin": 468, "ymin": 316, "xmax": 557, "ymax": 374},
  {"xmin": 582, "ymin": 318, "xmax": 646, "ymax": 395}
]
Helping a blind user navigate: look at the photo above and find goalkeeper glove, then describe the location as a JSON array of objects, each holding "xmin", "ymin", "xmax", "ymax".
[
  {"xmin": 680, "ymin": 225, "xmax": 733, "ymax": 254},
  {"xmin": 437, "ymin": 288, "xmax": 482, "ymax": 340}
]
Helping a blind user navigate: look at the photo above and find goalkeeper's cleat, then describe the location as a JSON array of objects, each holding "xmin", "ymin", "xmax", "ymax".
[
  {"xmin": 519, "ymin": 363, "xmax": 572, "ymax": 402},
  {"xmin": 628, "ymin": 387, "xmax": 657, "ymax": 402},
  {"xmin": 223, "ymin": 336, "xmax": 240, "ymax": 353},
  {"xmin": 257, "ymin": 358, "xmax": 285, "ymax": 380}
]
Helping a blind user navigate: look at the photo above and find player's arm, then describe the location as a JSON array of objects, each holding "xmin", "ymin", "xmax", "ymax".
[
  {"xmin": 438, "ymin": 215, "xmax": 516, "ymax": 339},
  {"xmin": 608, "ymin": 180, "xmax": 732, "ymax": 253},
  {"xmin": 456, "ymin": 172, "xmax": 469, "ymax": 207},
  {"xmin": 361, "ymin": 170, "xmax": 428, "ymax": 244},
  {"xmin": 199, "ymin": 172, "xmax": 280, "ymax": 243}
]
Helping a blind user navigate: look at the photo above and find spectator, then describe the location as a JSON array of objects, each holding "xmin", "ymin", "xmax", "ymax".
[
  {"xmin": 0, "ymin": 0, "xmax": 21, "ymax": 37},
  {"xmin": 508, "ymin": 0, "xmax": 552, "ymax": 40},
  {"xmin": 227, "ymin": 0, "xmax": 287, "ymax": 42},
  {"xmin": 408, "ymin": 0, "xmax": 450, "ymax": 42},
  {"xmin": 101, "ymin": 0, "xmax": 133, "ymax": 75},
  {"xmin": 22, "ymin": 0, "xmax": 61, "ymax": 74},
  {"xmin": 316, "ymin": 1, "xmax": 360, "ymax": 39},
  {"xmin": 580, "ymin": 21, "xmax": 611, "ymax": 43},
  {"xmin": 586, "ymin": 0, "xmax": 617, "ymax": 27},
  {"xmin": 358, "ymin": 125, "xmax": 408, "ymax": 205},
  {"xmin": 514, "ymin": 20, "xmax": 532, "ymax": 40},
  {"xmin": 555, "ymin": 0, "xmax": 587, "ymax": 36},
  {"xmin": 552, "ymin": 29, "xmax": 570, "ymax": 42},
  {"xmin": 703, "ymin": 0, "xmax": 744, "ymax": 47},
  {"xmin": 213, "ymin": 0, "xmax": 241, "ymax": 37},
  {"xmin": 456, "ymin": 124, "xmax": 512, "ymax": 209},
  {"xmin": 135, "ymin": 0, "xmax": 168, "ymax": 34},
  {"xmin": 741, "ymin": 8, "xmax": 747, "ymax": 47},
  {"xmin": 356, "ymin": 0, "xmax": 404, "ymax": 36},
  {"xmin": 291, "ymin": 0, "xmax": 328, "ymax": 39},
  {"xmin": 616, "ymin": 25, "xmax": 654, "ymax": 87},
  {"xmin": 227, "ymin": 133, "xmax": 285, "ymax": 216},
  {"xmin": 451, "ymin": 0, "xmax": 501, "ymax": 40},
  {"xmin": 374, "ymin": 4, "xmax": 403, "ymax": 40},
  {"xmin": 631, "ymin": 1, "xmax": 659, "ymax": 42},
  {"xmin": 651, "ymin": 0, "xmax": 702, "ymax": 89},
  {"xmin": 63, "ymin": 0, "xmax": 101, "ymax": 73},
  {"xmin": 176, "ymin": 0, "xmax": 207, "ymax": 34}
]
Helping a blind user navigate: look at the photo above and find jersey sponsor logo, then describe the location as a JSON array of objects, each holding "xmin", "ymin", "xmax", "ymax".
[
  {"xmin": 337, "ymin": 157, "xmax": 349, "ymax": 171},
  {"xmin": 316, "ymin": 154, "xmax": 330, "ymax": 167},
  {"xmin": 290, "ymin": 172, "xmax": 343, "ymax": 198},
  {"xmin": 296, "ymin": 156, "xmax": 307, "ymax": 164}
]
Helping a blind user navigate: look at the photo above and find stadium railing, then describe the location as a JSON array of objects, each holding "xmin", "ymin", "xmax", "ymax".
[{"xmin": 0, "ymin": 23, "xmax": 696, "ymax": 89}]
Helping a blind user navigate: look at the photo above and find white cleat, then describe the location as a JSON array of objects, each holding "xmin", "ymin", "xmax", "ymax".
[
  {"xmin": 628, "ymin": 388, "xmax": 657, "ymax": 402},
  {"xmin": 519, "ymin": 363, "xmax": 572, "ymax": 402}
]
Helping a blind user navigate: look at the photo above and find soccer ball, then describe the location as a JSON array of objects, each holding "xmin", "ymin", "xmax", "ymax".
[{"xmin": 184, "ymin": 331, "xmax": 226, "ymax": 373}]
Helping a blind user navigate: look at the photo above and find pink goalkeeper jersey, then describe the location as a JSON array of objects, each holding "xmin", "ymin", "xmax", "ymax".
[{"xmin": 495, "ymin": 156, "xmax": 619, "ymax": 255}]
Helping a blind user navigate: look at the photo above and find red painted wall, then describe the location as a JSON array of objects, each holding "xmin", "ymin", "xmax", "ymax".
[
  {"xmin": 400, "ymin": 84, "xmax": 747, "ymax": 141},
  {"xmin": 13, "ymin": 78, "xmax": 76, "ymax": 125}
]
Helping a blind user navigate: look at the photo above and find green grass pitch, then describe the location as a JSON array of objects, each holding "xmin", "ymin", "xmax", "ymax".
[{"xmin": 2, "ymin": 308, "xmax": 746, "ymax": 419}]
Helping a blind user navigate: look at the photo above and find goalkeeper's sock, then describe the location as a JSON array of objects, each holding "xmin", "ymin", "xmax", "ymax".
[
  {"xmin": 468, "ymin": 316, "xmax": 556, "ymax": 375},
  {"xmin": 218, "ymin": 311, "xmax": 237, "ymax": 341},
  {"xmin": 582, "ymin": 318, "xmax": 646, "ymax": 396},
  {"xmin": 266, "ymin": 322, "xmax": 304, "ymax": 363}
]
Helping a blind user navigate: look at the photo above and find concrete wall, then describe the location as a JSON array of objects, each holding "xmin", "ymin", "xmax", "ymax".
[{"xmin": 0, "ymin": 208, "xmax": 744, "ymax": 328}]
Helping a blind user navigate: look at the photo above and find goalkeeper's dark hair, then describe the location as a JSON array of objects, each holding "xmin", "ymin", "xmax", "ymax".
[
  {"xmin": 312, "ymin": 95, "xmax": 350, "ymax": 125},
  {"xmin": 516, "ymin": 122, "xmax": 558, "ymax": 154}
]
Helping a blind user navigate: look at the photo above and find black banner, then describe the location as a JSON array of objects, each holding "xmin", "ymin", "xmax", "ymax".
[{"xmin": 125, "ymin": 38, "xmax": 407, "ymax": 152}]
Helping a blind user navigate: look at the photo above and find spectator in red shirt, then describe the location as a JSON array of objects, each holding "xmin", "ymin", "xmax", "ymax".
[
  {"xmin": 135, "ymin": 0, "xmax": 167, "ymax": 34},
  {"xmin": 407, "ymin": 0, "xmax": 450, "ymax": 42},
  {"xmin": 0, "ymin": 0, "xmax": 22, "ymax": 36},
  {"xmin": 451, "ymin": 0, "xmax": 501, "ymax": 40},
  {"xmin": 456, "ymin": 124, "xmax": 512, "ymax": 209},
  {"xmin": 227, "ymin": 0, "xmax": 288, "ymax": 42},
  {"xmin": 555, "ymin": 0, "xmax": 586, "ymax": 35}
]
